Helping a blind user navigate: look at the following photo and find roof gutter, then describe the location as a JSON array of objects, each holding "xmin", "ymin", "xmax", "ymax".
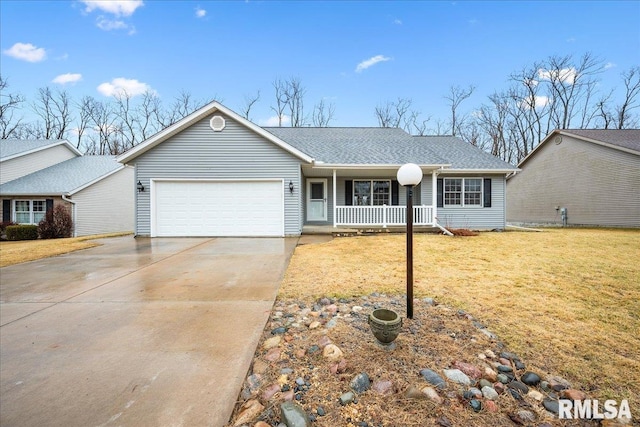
[{"xmin": 309, "ymin": 163, "xmax": 451, "ymax": 170}]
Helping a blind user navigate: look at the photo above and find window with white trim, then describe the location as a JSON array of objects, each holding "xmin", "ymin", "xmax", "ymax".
[
  {"xmin": 444, "ymin": 178, "xmax": 482, "ymax": 207},
  {"xmin": 14, "ymin": 200, "xmax": 46, "ymax": 224},
  {"xmin": 353, "ymin": 180, "xmax": 390, "ymax": 206}
]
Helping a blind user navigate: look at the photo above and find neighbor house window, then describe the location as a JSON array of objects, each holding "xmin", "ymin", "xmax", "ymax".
[
  {"xmin": 353, "ymin": 180, "xmax": 390, "ymax": 206},
  {"xmin": 444, "ymin": 178, "xmax": 482, "ymax": 207},
  {"xmin": 14, "ymin": 200, "xmax": 46, "ymax": 224}
]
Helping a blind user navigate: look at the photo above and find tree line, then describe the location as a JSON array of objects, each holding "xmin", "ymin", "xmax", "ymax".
[{"xmin": 1, "ymin": 52, "xmax": 638, "ymax": 164}]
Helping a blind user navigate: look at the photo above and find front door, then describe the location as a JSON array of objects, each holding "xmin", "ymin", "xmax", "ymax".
[{"xmin": 307, "ymin": 179, "xmax": 327, "ymax": 221}]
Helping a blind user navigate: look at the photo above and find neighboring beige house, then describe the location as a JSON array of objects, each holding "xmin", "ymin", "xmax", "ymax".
[
  {"xmin": 507, "ymin": 129, "xmax": 640, "ymax": 228},
  {"xmin": 0, "ymin": 139, "xmax": 82, "ymax": 184},
  {"xmin": 0, "ymin": 140, "xmax": 134, "ymax": 237}
]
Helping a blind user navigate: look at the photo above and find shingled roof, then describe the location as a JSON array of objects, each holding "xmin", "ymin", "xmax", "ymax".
[
  {"xmin": 560, "ymin": 129, "xmax": 640, "ymax": 153},
  {"xmin": 264, "ymin": 127, "xmax": 517, "ymax": 171},
  {"xmin": 0, "ymin": 156, "xmax": 123, "ymax": 196},
  {"xmin": 0, "ymin": 139, "xmax": 81, "ymax": 161},
  {"xmin": 414, "ymin": 136, "xmax": 518, "ymax": 170}
]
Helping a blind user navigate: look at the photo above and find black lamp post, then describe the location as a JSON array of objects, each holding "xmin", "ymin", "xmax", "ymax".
[{"xmin": 397, "ymin": 163, "xmax": 423, "ymax": 319}]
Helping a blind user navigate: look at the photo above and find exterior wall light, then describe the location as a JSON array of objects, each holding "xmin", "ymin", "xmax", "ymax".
[
  {"xmin": 289, "ymin": 181, "xmax": 294, "ymax": 194},
  {"xmin": 137, "ymin": 180, "xmax": 145, "ymax": 193},
  {"xmin": 397, "ymin": 163, "xmax": 423, "ymax": 319}
]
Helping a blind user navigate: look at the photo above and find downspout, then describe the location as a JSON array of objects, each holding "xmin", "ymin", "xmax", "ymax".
[
  {"xmin": 431, "ymin": 169, "xmax": 438, "ymax": 226},
  {"xmin": 61, "ymin": 194, "xmax": 77, "ymax": 237}
]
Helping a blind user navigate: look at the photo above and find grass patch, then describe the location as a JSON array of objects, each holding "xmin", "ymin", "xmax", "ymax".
[
  {"xmin": 0, "ymin": 232, "xmax": 131, "ymax": 267},
  {"xmin": 281, "ymin": 228, "xmax": 640, "ymax": 411}
]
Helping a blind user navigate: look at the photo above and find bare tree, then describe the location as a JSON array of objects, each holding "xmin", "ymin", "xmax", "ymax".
[
  {"xmin": 137, "ymin": 90, "xmax": 163, "ymax": 140},
  {"xmin": 270, "ymin": 78, "xmax": 289, "ymax": 127},
  {"xmin": 284, "ymin": 77, "xmax": 307, "ymax": 127},
  {"xmin": 85, "ymin": 98, "xmax": 120, "ymax": 155},
  {"xmin": 312, "ymin": 99, "xmax": 335, "ymax": 127},
  {"xmin": 374, "ymin": 98, "xmax": 412, "ymax": 129},
  {"xmin": 240, "ymin": 90, "xmax": 261, "ymax": 121},
  {"xmin": 31, "ymin": 87, "xmax": 73, "ymax": 140},
  {"xmin": 543, "ymin": 53, "xmax": 602, "ymax": 129},
  {"xmin": 75, "ymin": 96, "xmax": 94, "ymax": 149},
  {"xmin": 444, "ymin": 85, "xmax": 475, "ymax": 136},
  {"xmin": 163, "ymin": 90, "xmax": 209, "ymax": 127},
  {"xmin": 615, "ymin": 66, "xmax": 640, "ymax": 129},
  {"xmin": 0, "ymin": 76, "xmax": 25, "ymax": 138},
  {"xmin": 406, "ymin": 110, "xmax": 431, "ymax": 136}
]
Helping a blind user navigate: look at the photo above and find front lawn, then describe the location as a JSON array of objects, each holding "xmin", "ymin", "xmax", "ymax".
[
  {"xmin": 281, "ymin": 228, "xmax": 640, "ymax": 412},
  {"xmin": 0, "ymin": 233, "xmax": 131, "ymax": 267}
]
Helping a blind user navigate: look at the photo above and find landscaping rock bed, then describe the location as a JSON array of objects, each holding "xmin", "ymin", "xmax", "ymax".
[{"xmin": 226, "ymin": 295, "xmax": 620, "ymax": 427}]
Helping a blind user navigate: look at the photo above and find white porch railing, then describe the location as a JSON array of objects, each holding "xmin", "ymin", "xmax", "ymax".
[{"xmin": 335, "ymin": 205, "xmax": 434, "ymax": 227}]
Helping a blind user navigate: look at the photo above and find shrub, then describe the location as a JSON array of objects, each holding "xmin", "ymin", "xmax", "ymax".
[
  {"xmin": 0, "ymin": 221, "xmax": 17, "ymax": 232},
  {"xmin": 38, "ymin": 205, "xmax": 73, "ymax": 239},
  {"xmin": 6, "ymin": 225, "xmax": 39, "ymax": 241}
]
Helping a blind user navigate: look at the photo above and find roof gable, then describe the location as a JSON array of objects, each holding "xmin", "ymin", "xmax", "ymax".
[
  {"xmin": 116, "ymin": 101, "xmax": 314, "ymax": 164},
  {"xmin": 0, "ymin": 156, "xmax": 123, "ymax": 196},
  {"xmin": 0, "ymin": 139, "xmax": 82, "ymax": 161}
]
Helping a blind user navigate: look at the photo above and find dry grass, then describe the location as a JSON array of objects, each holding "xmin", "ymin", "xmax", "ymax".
[
  {"xmin": 0, "ymin": 232, "xmax": 131, "ymax": 267},
  {"xmin": 281, "ymin": 228, "xmax": 640, "ymax": 412}
]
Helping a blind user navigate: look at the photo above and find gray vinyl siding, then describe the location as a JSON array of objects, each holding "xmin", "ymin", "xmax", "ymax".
[
  {"xmin": 72, "ymin": 167, "xmax": 134, "ymax": 236},
  {"xmin": 132, "ymin": 113, "xmax": 303, "ymax": 236},
  {"xmin": 0, "ymin": 145, "xmax": 78, "ymax": 184},
  {"xmin": 507, "ymin": 135, "xmax": 640, "ymax": 227},
  {"xmin": 425, "ymin": 174, "xmax": 507, "ymax": 230}
]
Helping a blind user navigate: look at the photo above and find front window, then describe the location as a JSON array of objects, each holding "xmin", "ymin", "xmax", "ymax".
[
  {"xmin": 354, "ymin": 180, "xmax": 390, "ymax": 206},
  {"xmin": 14, "ymin": 200, "xmax": 47, "ymax": 224},
  {"xmin": 444, "ymin": 178, "xmax": 482, "ymax": 207}
]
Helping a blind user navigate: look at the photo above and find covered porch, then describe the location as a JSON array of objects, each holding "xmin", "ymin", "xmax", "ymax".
[{"xmin": 302, "ymin": 166, "xmax": 442, "ymax": 229}]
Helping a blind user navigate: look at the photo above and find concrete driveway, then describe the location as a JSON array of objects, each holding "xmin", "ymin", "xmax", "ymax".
[{"xmin": 0, "ymin": 236, "xmax": 297, "ymax": 427}]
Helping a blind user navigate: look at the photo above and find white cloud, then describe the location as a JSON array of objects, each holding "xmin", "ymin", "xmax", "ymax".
[
  {"xmin": 196, "ymin": 7, "xmax": 206, "ymax": 18},
  {"xmin": 81, "ymin": 0, "xmax": 144, "ymax": 17},
  {"xmin": 53, "ymin": 73, "xmax": 82, "ymax": 85},
  {"xmin": 260, "ymin": 115, "xmax": 290, "ymax": 126},
  {"xmin": 604, "ymin": 62, "xmax": 616, "ymax": 70},
  {"xmin": 537, "ymin": 67, "xmax": 578, "ymax": 85},
  {"xmin": 355, "ymin": 55, "xmax": 391, "ymax": 73},
  {"xmin": 97, "ymin": 77, "xmax": 154, "ymax": 97},
  {"xmin": 3, "ymin": 42, "xmax": 47, "ymax": 62},
  {"xmin": 96, "ymin": 16, "xmax": 129, "ymax": 31},
  {"xmin": 566, "ymin": 37, "xmax": 576, "ymax": 43},
  {"xmin": 521, "ymin": 95, "xmax": 551, "ymax": 110},
  {"xmin": 393, "ymin": 18, "xmax": 402, "ymax": 25}
]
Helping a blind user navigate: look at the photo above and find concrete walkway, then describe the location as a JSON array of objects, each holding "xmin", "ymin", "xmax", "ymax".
[{"xmin": 0, "ymin": 236, "xmax": 297, "ymax": 427}]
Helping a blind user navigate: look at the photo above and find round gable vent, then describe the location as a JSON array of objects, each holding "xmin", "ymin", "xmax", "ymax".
[
  {"xmin": 554, "ymin": 135, "xmax": 563, "ymax": 145},
  {"xmin": 210, "ymin": 115, "xmax": 226, "ymax": 132}
]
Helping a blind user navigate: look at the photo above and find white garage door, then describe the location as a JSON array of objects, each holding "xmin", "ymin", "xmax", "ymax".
[{"xmin": 154, "ymin": 180, "xmax": 284, "ymax": 237}]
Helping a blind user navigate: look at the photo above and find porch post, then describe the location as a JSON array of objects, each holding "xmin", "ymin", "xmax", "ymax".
[
  {"xmin": 432, "ymin": 169, "xmax": 438, "ymax": 225},
  {"xmin": 332, "ymin": 169, "xmax": 337, "ymax": 228}
]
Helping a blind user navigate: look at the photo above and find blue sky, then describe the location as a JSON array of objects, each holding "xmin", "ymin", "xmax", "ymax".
[{"xmin": 1, "ymin": 0, "xmax": 639, "ymax": 128}]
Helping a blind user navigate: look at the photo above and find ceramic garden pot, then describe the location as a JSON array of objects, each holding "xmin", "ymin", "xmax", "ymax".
[{"xmin": 368, "ymin": 308, "xmax": 402, "ymax": 348}]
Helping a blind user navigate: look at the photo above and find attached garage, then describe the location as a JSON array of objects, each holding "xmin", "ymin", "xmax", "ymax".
[{"xmin": 153, "ymin": 180, "xmax": 284, "ymax": 237}]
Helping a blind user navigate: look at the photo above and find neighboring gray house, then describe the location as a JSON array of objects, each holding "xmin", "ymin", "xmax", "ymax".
[
  {"xmin": 0, "ymin": 156, "xmax": 134, "ymax": 236},
  {"xmin": 0, "ymin": 139, "xmax": 82, "ymax": 184},
  {"xmin": 117, "ymin": 101, "xmax": 517, "ymax": 237},
  {"xmin": 507, "ymin": 129, "xmax": 640, "ymax": 228}
]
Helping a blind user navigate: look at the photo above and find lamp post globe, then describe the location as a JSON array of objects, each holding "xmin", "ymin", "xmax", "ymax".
[{"xmin": 397, "ymin": 163, "xmax": 422, "ymax": 187}]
